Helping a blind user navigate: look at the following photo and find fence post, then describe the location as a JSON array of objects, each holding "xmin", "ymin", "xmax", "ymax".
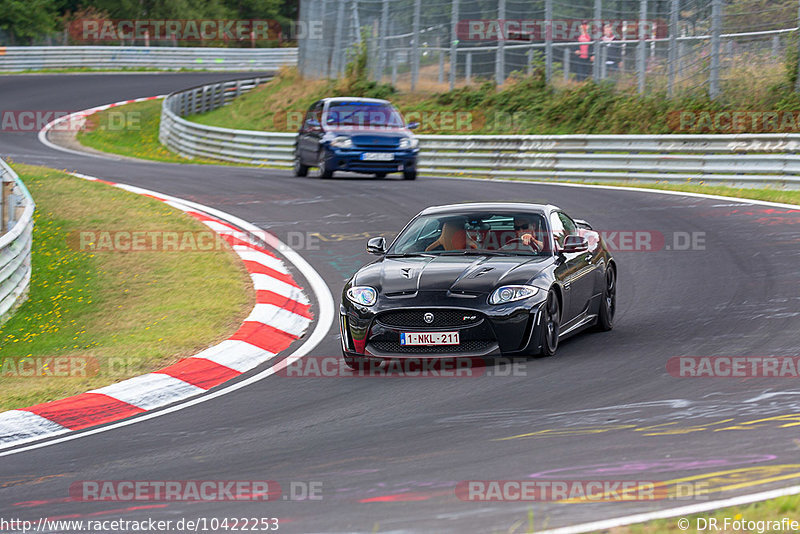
[
  {"xmin": 438, "ymin": 35, "xmax": 444, "ymax": 83},
  {"xmin": 332, "ymin": 0, "xmax": 345, "ymax": 77},
  {"xmin": 638, "ymin": 0, "xmax": 647, "ymax": 94},
  {"xmin": 593, "ymin": 0, "xmax": 602, "ymax": 81},
  {"xmin": 528, "ymin": 48, "xmax": 534, "ymax": 76},
  {"xmin": 600, "ymin": 43, "xmax": 607, "ymax": 79},
  {"xmin": 377, "ymin": 0, "xmax": 389, "ymax": 81},
  {"xmin": 411, "ymin": 0, "xmax": 421, "ymax": 90},
  {"xmin": 563, "ymin": 46, "xmax": 570, "ymax": 81},
  {"xmin": 545, "ymin": 0, "xmax": 553, "ymax": 82},
  {"xmin": 667, "ymin": 0, "xmax": 678, "ymax": 97},
  {"xmin": 466, "ymin": 51, "xmax": 472, "ymax": 83},
  {"xmin": 796, "ymin": 0, "xmax": 800, "ymax": 91},
  {"xmin": 709, "ymin": 0, "xmax": 721, "ymax": 99},
  {"xmin": 496, "ymin": 0, "xmax": 506, "ymax": 85},
  {"xmin": 449, "ymin": 0, "xmax": 459, "ymax": 90},
  {"xmin": 319, "ymin": 0, "xmax": 329, "ymax": 78},
  {"xmin": 392, "ymin": 51, "xmax": 398, "ymax": 86}
]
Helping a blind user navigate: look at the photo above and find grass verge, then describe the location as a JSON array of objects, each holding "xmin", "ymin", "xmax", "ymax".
[
  {"xmin": 0, "ymin": 163, "xmax": 254, "ymax": 411},
  {"xmin": 76, "ymin": 99, "xmax": 236, "ymax": 165}
]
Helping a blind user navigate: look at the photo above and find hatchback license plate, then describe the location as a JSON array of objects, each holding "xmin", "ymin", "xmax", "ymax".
[
  {"xmin": 361, "ymin": 152, "xmax": 394, "ymax": 161},
  {"xmin": 400, "ymin": 332, "xmax": 460, "ymax": 346}
]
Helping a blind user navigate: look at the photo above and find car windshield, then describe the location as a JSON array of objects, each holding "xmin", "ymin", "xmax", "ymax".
[
  {"xmin": 387, "ymin": 212, "xmax": 550, "ymax": 256},
  {"xmin": 324, "ymin": 102, "xmax": 405, "ymax": 128}
]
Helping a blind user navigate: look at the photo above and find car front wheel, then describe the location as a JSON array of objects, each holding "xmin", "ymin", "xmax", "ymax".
[
  {"xmin": 318, "ymin": 155, "xmax": 334, "ymax": 179},
  {"xmin": 538, "ymin": 289, "xmax": 560, "ymax": 357},
  {"xmin": 293, "ymin": 153, "xmax": 309, "ymax": 177}
]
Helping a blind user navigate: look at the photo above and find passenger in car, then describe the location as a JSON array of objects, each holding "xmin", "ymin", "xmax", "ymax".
[{"xmin": 425, "ymin": 220, "xmax": 477, "ymax": 251}]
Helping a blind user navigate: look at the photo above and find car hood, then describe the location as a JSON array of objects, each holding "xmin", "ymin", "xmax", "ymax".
[{"xmin": 354, "ymin": 255, "xmax": 551, "ymax": 295}]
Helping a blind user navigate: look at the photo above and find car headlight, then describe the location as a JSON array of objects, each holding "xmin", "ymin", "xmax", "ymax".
[
  {"xmin": 489, "ymin": 285, "xmax": 539, "ymax": 305},
  {"xmin": 346, "ymin": 286, "xmax": 377, "ymax": 306},
  {"xmin": 331, "ymin": 136, "xmax": 353, "ymax": 148},
  {"xmin": 398, "ymin": 137, "xmax": 419, "ymax": 149}
]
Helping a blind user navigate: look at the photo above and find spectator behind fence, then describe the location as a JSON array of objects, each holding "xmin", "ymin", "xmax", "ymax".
[
  {"xmin": 602, "ymin": 23, "xmax": 620, "ymax": 74},
  {"xmin": 574, "ymin": 21, "xmax": 592, "ymax": 81}
]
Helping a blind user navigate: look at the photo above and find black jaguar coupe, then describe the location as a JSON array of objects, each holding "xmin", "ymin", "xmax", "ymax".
[{"xmin": 339, "ymin": 202, "xmax": 617, "ymax": 368}]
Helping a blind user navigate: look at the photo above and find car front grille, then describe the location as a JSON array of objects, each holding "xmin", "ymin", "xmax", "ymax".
[
  {"xmin": 377, "ymin": 309, "xmax": 484, "ymax": 328},
  {"xmin": 368, "ymin": 339, "xmax": 496, "ymax": 354},
  {"xmin": 351, "ymin": 135, "xmax": 399, "ymax": 148}
]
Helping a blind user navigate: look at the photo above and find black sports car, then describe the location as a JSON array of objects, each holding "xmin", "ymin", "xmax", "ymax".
[{"xmin": 339, "ymin": 202, "xmax": 616, "ymax": 368}]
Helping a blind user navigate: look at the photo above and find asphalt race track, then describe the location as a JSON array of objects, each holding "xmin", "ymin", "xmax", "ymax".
[{"xmin": 1, "ymin": 73, "xmax": 800, "ymax": 533}]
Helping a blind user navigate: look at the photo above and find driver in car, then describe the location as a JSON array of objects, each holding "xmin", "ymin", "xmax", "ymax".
[{"xmin": 500, "ymin": 217, "xmax": 544, "ymax": 251}]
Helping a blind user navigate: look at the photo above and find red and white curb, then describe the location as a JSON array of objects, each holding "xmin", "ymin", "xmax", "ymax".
[
  {"xmin": 37, "ymin": 95, "xmax": 166, "ymax": 159},
  {"xmin": 0, "ymin": 174, "xmax": 321, "ymax": 449}
]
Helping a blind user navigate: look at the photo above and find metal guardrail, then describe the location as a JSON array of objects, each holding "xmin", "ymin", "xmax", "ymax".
[
  {"xmin": 0, "ymin": 46, "xmax": 297, "ymax": 71},
  {"xmin": 159, "ymin": 78, "xmax": 800, "ymax": 188},
  {"xmin": 0, "ymin": 160, "xmax": 34, "ymax": 324}
]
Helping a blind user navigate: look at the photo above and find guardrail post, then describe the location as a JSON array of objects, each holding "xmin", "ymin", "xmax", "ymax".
[{"xmin": 1, "ymin": 179, "xmax": 11, "ymax": 234}]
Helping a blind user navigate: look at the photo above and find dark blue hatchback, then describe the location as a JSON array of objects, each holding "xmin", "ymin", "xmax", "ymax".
[{"xmin": 293, "ymin": 98, "xmax": 419, "ymax": 180}]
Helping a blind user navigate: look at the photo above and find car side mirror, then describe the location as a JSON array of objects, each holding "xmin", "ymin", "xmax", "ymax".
[
  {"xmin": 407, "ymin": 121, "xmax": 420, "ymax": 130},
  {"xmin": 367, "ymin": 237, "xmax": 387, "ymax": 255},
  {"xmin": 306, "ymin": 118, "xmax": 321, "ymax": 129},
  {"xmin": 562, "ymin": 235, "xmax": 589, "ymax": 253}
]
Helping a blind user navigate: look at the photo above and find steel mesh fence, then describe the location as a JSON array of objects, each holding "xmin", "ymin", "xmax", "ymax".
[{"xmin": 297, "ymin": 0, "xmax": 800, "ymax": 100}]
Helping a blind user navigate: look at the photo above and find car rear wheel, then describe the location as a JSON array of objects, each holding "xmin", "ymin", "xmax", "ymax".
[
  {"xmin": 538, "ymin": 289, "xmax": 560, "ymax": 357},
  {"xmin": 597, "ymin": 265, "xmax": 616, "ymax": 331},
  {"xmin": 403, "ymin": 169, "xmax": 417, "ymax": 180},
  {"xmin": 293, "ymin": 153, "xmax": 309, "ymax": 177}
]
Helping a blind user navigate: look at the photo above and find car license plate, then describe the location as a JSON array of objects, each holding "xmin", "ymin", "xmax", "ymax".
[
  {"xmin": 361, "ymin": 152, "xmax": 394, "ymax": 161},
  {"xmin": 400, "ymin": 332, "xmax": 460, "ymax": 346}
]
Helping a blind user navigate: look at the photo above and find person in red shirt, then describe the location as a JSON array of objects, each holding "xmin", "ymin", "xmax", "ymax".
[{"xmin": 574, "ymin": 20, "xmax": 592, "ymax": 81}]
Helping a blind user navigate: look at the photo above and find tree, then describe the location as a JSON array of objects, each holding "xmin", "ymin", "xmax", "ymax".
[{"xmin": 0, "ymin": 0, "xmax": 57, "ymax": 44}]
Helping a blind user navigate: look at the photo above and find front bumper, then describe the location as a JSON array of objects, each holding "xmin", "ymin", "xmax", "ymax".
[
  {"xmin": 324, "ymin": 147, "xmax": 418, "ymax": 174},
  {"xmin": 340, "ymin": 292, "xmax": 546, "ymax": 359}
]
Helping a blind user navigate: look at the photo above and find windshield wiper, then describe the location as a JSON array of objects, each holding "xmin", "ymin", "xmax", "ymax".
[
  {"xmin": 385, "ymin": 252, "xmax": 435, "ymax": 258},
  {"xmin": 438, "ymin": 250, "xmax": 534, "ymax": 256}
]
